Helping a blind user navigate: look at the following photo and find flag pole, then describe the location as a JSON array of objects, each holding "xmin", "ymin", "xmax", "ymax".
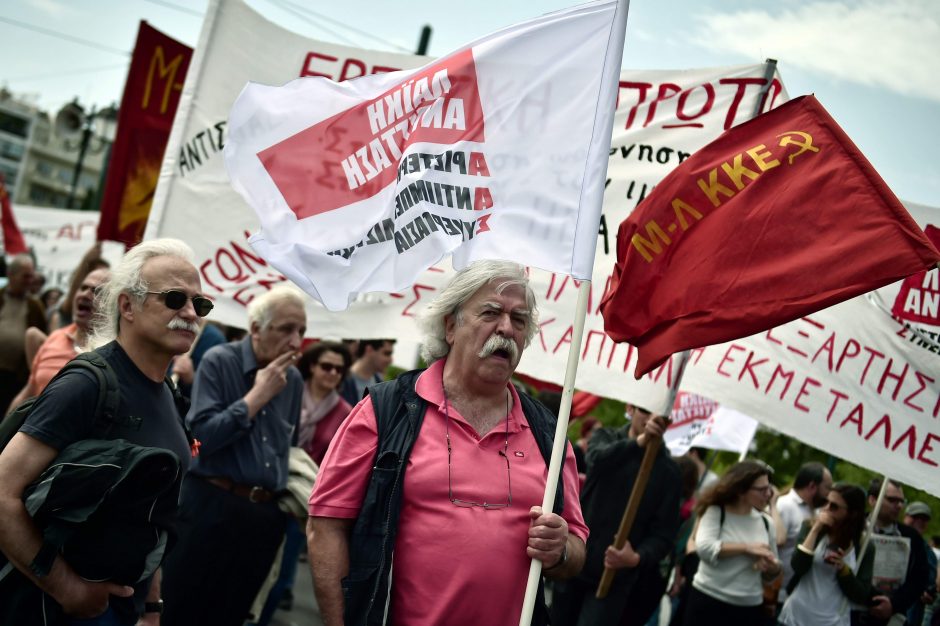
[
  {"xmin": 596, "ymin": 350, "xmax": 689, "ymax": 598},
  {"xmin": 518, "ymin": 279, "xmax": 591, "ymax": 626},
  {"xmin": 517, "ymin": 2, "xmax": 629, "ymax": 622}
]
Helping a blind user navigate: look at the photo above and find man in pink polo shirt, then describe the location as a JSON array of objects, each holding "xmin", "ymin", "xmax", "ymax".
[{"xmin": 308, "ymin": 260, "xmax": 588, "ymax": 626}]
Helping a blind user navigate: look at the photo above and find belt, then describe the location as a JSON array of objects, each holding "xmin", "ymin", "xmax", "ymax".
[{"xmin": 203, "ymin": 476, "xmax": 276, "ymax": 503}]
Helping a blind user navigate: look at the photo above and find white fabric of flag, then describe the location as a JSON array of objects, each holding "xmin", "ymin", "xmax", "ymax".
[{"xmin": 224, "ymin": 0, "xmax": 627, "ymax": 310}]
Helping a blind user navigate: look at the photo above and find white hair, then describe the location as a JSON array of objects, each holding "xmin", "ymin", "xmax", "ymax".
[
  {"xmin": 86, "ymin": 238, "xmax": 195, "ymax": 350},
  {"xmin": 417, "ymin": 260, "xmax": 538, "ymax": 363},
  {"xmin": 247, "ymin": 285, "xmax": 306, "ymax": 330}
]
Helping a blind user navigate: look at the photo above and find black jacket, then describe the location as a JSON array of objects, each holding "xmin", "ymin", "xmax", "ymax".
[
  {"xmin": 0, "ymin": 439, "xmax": 183, "ymax": 626},
  {"xmin": 578, "ymin": 427, "xmax": 681, "ymax": 588}
]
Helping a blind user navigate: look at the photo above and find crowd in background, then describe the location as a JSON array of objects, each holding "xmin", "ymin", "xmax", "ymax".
[{"xmin": 1, "ymin": 244, "xmax": 938, "ymax": 626}]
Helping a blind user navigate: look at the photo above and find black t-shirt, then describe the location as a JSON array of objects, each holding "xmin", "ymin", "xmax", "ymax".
[{"xmin": 19, "ymin": 340, "xmax": 191, "ymax": 623}]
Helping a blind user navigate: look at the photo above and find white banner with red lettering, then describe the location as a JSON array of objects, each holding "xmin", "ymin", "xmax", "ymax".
[
  {"xmin": 680, "ymin": 200, "xmax": 940, "ymax": 495},
  {"xmin": 145, "ymin": 0, "xmax": 789, "ymax": 409},
  {"xmin": 14, "ymin": 205, "xmax": 124, "ymax": 290},
  {"xmin": 664, "ymin": 392, "xmax": 759, "ymax": 457}
]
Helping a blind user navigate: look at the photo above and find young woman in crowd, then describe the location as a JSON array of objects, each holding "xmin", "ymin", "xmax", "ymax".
[
  {"xmin": 297, "ymin": 340, "xmax": 353, "ymax": 465},
  {"xmin": 778, "ymin": 483, "xmax": 874, "ymax": 626},
  {"xmin": 683, "ymin": 459, "xmax": 781, "ymax": 625}
]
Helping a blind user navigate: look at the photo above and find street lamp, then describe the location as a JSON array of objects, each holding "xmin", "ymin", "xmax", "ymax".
[{"xmin": 54, "ymin": 99, "xmax": 118, "ymax": 209}]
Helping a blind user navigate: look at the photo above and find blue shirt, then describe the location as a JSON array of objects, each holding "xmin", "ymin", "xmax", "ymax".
[{"xmin": 186, "ymin": 338, "xmax": 303, "ymax": 491}]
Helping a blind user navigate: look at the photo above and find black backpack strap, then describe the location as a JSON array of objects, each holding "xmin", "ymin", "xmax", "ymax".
[{"xmin": 66, "ymin": 352, "xmax": 122, "ymax": 437}]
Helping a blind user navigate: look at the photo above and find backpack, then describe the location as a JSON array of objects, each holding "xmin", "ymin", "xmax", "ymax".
[{"xmin": 0, "ymin": 350, "xmax": 194, "ymax": 452}]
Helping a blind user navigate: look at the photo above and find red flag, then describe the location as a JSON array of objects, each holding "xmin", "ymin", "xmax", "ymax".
[
  {"xmin": 601, "ymin": 95, "xmax": 940, "ymax": 378},
  {"xmin": 0, "ymin": 174, "xmax": 27, "ymax": 255},
  {"xmin": 97, "ymin": 22, "xmax": 192, "ymax": 248}
]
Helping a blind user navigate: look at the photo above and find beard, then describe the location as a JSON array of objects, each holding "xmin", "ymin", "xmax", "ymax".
[{"xmin": 478, "ymin": 333, "xmax": 520, "ymax": 367}]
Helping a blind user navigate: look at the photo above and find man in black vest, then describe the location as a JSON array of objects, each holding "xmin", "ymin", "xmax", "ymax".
[{"xmin": 307, "ymin": 260, "xmax": 588, "ymax": 626}]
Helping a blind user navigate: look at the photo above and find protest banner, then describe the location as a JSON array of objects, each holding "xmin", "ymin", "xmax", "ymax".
[
  {"xmin": 97, "ymin": 22, "xmax": 192, "ymax": 248},
  {"xmin": 664, "ymin": 391, "xmax": 758, "ymax": 457},
  {"xmin": 145, "ymin": 0, "xmax": 789, "ymax": 412},
  {"xmin": 14, "ymin": 205, "xmax": 124, "ymax": 290}
]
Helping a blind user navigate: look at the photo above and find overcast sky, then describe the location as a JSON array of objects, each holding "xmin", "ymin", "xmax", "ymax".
[{"xmin": 2, "ymin": 0, "xmax": 938, "ymax": 205}]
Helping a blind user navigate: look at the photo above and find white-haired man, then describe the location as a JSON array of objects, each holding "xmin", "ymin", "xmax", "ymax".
[
  {"xmin": 308, "ymin": 260, "xmax": 588, "ymax": 626},
  {"xmin": 0, "ymin": 238, "xmax": 209, "ymax": 625},
  {"xmin": 161, "ymin": 286, "xmax": 306, "ymax": 626}
]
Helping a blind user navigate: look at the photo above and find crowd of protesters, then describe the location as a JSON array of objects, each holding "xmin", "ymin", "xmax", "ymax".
[{"xmin": 0, "ymin": 247, "xmax": 938, "ymax": 626}]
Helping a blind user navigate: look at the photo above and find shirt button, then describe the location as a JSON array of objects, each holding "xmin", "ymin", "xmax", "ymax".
[
  {"xmin": 262, "ymin": 436, "xmax": 267, "ymax": 442},
  {"xmin": 265, "ymin": 462, "xmax": 271, "ymax": 468}
]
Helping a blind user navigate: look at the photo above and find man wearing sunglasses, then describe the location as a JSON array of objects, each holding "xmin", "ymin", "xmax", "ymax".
[
  {"xmin": 308, "ymin": 260, "xmax": 588, "ymax": 626},
  {"xmin": 161, "ymin": 285, "xmax": 306, "ymax": 626},
  {"xmin": 0, "ymin": 238, "xmax": 207, "ymax": 625},
  {"xmin": 859, "ymin": 478, "xmax": 929, "ymax": 626}
]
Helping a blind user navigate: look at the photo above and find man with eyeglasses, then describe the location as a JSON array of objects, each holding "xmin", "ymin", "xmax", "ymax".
[
  {"xmin": 551, "ymin": 403, "xmax": 681, "ymax": 626},
  {"xmin": 0, "ymin": 238, "xmax": 208, "ymax": 625},
  {"xmin": 160, "ymin": 285, "xmax": 306, "ymax": 626},
  {"xmin": 858, "ymin": 478, "xmax": 929, "ymax": 626},
  {"xmin": 308, "ymin": 260, "xmax": 588, "ymax": 626}
]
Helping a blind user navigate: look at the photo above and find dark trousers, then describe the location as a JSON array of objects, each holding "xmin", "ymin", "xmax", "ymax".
[
  {"xmin": 551, "ymin": 573, "xmax": 664, "ymax": 626},
  {"xmin": 161, "ymin": 476, "xmax": 287, "ymax": 626},
  {"xmin": 681, "ymin": 587, "xmax": 762, "ymax": 626}
]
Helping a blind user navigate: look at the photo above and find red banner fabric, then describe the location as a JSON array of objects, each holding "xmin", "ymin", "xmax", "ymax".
[
  {"xmin": 892, "ymin": 225, "xmax": 940, "ymax": 326},
  {"xmin": 601, "ymin": 95, "xmax": 940, "ymax": 378},
  {"xmin": 0, "ymin": 174, "xmax": 27, "ymax": 255},
  {"xmin": 96, "ymin": 22, "xmax": 192, "ymax": 248}
]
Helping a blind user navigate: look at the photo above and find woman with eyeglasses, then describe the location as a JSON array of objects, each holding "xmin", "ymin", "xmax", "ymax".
[
  {"xmin": 778, "ymin": 483, "xmax": 874, "ymax": 626},
  {"xmin": 683, "ymin": 460, "xmax": 781, "ymax": 626},
  {"xmin": 297, "ymin": 341, "xmax": 353, "ymax": 465}
]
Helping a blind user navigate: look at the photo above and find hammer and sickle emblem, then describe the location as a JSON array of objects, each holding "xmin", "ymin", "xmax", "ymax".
[{"xmin": 776, "ymin": 131, "xmax": 820, "ymax": 165}]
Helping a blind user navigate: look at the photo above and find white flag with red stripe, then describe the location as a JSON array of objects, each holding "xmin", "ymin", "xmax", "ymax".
[{"xmin": 224, "ymin": 0, "xmax": 628, "ymax": 310}]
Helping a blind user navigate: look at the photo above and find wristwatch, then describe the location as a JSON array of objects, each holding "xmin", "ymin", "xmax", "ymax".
[
  {"xmin": 144, "ymin": 600, "xmax": 164, "ymax": 615},
  {"xmin": 544, "ymin": 544, "xmax": 569, "ymax": 571}
]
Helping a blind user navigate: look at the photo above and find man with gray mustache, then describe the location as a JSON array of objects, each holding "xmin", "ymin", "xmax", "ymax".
[
  {"xmin": 308, "ymin": 260, "xmax": 588, "ymax": 626},
  {"xmin": 0, "ymin": 238, "xmax": 209, "ymax": 625}
]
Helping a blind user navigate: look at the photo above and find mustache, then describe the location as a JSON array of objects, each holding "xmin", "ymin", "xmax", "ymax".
[
  {"xmin": 167, "ymin": 318, "xmax": 200, "ymax": 333},
  {"xmin": 478, "ymin": 334, "xmax": 519, "ymax": 363}
]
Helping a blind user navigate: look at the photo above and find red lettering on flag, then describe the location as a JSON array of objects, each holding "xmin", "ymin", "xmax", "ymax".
[{"xmin": 259, "ymin": 49, "xmax": 485, "ymax": 220}]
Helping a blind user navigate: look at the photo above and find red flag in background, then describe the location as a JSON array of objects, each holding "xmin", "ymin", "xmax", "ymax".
[
  {"xmin": 601, "ymin": 95, "xmax": 940, "ymax": 378},
  {"xmin": 97, "ymin": 22, "xmax": 192, "ymax": 248},
  {"xmin": 0, "ymin": 174, "xmax": 27, "ymax": 255}
]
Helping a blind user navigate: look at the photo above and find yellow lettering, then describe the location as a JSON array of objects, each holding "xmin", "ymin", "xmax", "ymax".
[
  {"xmin": 696, "ymin": 169, "xmax": 735, "ymax": 208},
  {"xmin": 746, "ymin": 144, "xmax": 780, "ymax": 171},
  {"xmin": 143, "ymin": 46, "xmax": 184, "ymax": 115},
  {"xmin": 720, "ymin": 154, "xmax": 760, "ymax": 190},
  {"xmin": 672, "ymin": 198, "xmax": 703, "ymax": 231},
  {"xmin": 631, "ymin": 221, "xmax": 672, "ymax": 263}
]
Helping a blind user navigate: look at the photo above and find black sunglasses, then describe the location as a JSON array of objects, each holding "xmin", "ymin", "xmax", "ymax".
[
  {"xmin": 146, "ymin": 290, "xmax": 214, "ymax": 317},
  {"xmin": 316, "ymin": 362, "xmax": 345, "ymax": 374}
]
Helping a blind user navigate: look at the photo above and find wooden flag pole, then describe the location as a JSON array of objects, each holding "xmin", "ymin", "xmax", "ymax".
[
  {"xmin": 518, "ymin": 280, "xmax": 591, "ymax": 626},
  {"xmin": 595, "ymin": 351, "xmax": 690, "ymax": 599}
]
